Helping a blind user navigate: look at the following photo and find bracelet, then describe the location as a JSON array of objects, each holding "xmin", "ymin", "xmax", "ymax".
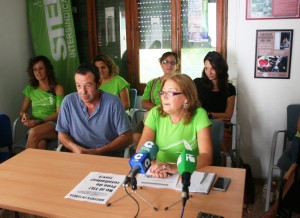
[{"xmin": 208, "ymin": 112, "xmax": 213, "ymax": 119}]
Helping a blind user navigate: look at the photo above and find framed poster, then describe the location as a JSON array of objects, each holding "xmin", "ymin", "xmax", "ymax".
[
  {"xmin": 254, "ymin": 29, "xmax": 293, "ymax": 79},
  {"xmin": 246, "ymin": 0, "xmax": 300, "ymax": 20}
]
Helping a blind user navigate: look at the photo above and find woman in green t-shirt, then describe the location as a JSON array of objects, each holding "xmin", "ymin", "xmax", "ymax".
[
  {"xmin": 20, "ymin": 56, "xmax": 64, "ymax": 149},
  {"xmin": 136, "ymin": 74, "xmax": 213, "ymax": 178},
  {"xmin": 93, "ymin": 54, "xmax": 130, "ymax": 110}
]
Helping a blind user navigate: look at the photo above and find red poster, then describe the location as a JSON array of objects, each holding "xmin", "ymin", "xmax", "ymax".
[{"xmin": 246, "ymin": 0, "xmax": 300, "ymax": 19}]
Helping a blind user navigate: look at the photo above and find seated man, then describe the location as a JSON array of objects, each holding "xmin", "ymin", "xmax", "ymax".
[{"xmin": 56, "ymin": 62, "xmax": 133, "ymax": 157}]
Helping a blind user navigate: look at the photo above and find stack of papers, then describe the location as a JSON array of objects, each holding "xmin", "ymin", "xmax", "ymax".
[
  {"xmin": 176, "ymin": 172, "xmax": 216, "ymax": 194},
  {"xmin": 137, "ymin": 173, "xmax": 179, "ymax": 189}
]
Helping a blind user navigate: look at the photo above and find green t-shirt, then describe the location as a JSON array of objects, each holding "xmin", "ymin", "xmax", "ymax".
[
  {"xmin": 145, "ymin": 106, "xmax": 212, "ymax": 163},
  {"xmin": 23, "ymin": 85, "xmax": 63, "ymax": 120},
  {"xmin": 100, "ymin": 75, "xmax": 130, "ymax": 97},
  {"xmin": 142, "ymin": 78, "xmax": 161, "ymax": 106}
]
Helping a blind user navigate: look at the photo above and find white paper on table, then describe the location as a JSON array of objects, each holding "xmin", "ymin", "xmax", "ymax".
[
  {"xmin": 176, "ymin": 171, "xmax": 216, "ymax": 194},
  {"xmin": 137, "ymin": 171, "xmax": 180, "ymax": 189},
  {"xmin": 65, "ymin": 172, "xmax": 125, "ymax": 204}
]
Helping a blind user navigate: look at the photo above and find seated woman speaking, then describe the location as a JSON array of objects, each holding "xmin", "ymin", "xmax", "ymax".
[{"xmin": 136, "ymin": 74, "xmax": 213, "ymax": 178}]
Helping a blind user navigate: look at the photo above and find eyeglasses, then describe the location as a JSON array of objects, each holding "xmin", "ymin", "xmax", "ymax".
[
  {"xmin": 161, "ymin": 60, "xmax": 177, "ymax": 66},
  {"xmin": 158, "ymin": 91, "xmax": 183, "ymax": 97}
]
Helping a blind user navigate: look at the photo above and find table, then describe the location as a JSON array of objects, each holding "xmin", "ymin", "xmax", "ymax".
[{"xmin": 0, "ymin": 149, "xmax": 245, "ymax": 218}]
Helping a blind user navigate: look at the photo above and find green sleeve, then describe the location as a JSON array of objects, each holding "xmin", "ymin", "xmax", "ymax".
[
  {"xmin": 56, "ymin": 95, "xmax": 64, "ymax": 108},
  {"xmin": 116, "ymin": 75, "xmax": 130, "ymax": 92},
  {"xmin": 23, "ymin": 85, "xmax": 32, "ymax": 98},
  {"xmin": 144, "ymin": 106, "xmax": 159, "ymax": 131},
  {"xmin": 195, "ymin": 108, "xmax": 212, "ymax": 131},
  {"xmin": 142, "ymin": 78, "xmax": 162, "ymax": 105},
  {"xmin": 142, "ymin": 79, "xmax": 155, "ymax": 100}
]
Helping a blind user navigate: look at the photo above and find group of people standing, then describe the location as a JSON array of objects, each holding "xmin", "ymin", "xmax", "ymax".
[{"xmin": 19, "ymin": 50, "xmax": 236, "ymax": 178}]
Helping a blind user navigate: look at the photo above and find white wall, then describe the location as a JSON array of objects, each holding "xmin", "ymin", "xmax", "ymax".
[
  {"xmin": 0, "ymin": 1, "xmax": 32, "ymax": 121},
  {"xmin": 228, "ymin": 1, "xmax": 300, "ymax": 178}
]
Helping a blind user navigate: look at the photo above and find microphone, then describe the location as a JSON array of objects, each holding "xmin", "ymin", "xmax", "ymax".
[
  {"xmin": 177, "ymin": 149, "xmax": 197, "ymax": 207},
  {"xmin": 123, "ymin": 141, "xmax": 158, "ymax": 186}
]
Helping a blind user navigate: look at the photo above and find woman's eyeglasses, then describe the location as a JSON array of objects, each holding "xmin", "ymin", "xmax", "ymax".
[
  {"xmin": 158, "ymin": 91, "xmax": 183, "ymax": 97},
  {"xmin": 161, "ymin": 60, "xmax": 177, "ymax": 66}
]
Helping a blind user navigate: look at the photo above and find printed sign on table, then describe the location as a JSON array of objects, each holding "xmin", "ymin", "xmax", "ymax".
[{"xmin": 65, "ymin": 172, "xmax": 125, "ymax": 204}]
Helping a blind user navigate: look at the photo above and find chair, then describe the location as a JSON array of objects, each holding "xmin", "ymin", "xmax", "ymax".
[
  {"xmin": 12, "ymin": 118, "xmax": 59, "ymax": 154},
  {"xmin": 128, "ymin": 88, "xmax": 147, "ymax": 129},
  {"xmin": 261, "ymin": 163, "xmax": 299, "ymax": 218},
  {"xmin": 265, "ymin": 104, "xmax": 300, "ymax": 211},
  {"xmin": 0, "ymin": 113, "xmax": 14, "ymax": 163},
  {"xmin": 129, "ymin": 88, "xmax": 137, "ymax": 110},
  {"xmin": 210, "ymin": 119, "xmax": 224, "ymax": 166},
  {"xmin": 276, "ymin": 162, "xmax": 300, "ymax": 217},
  {"xmin": 123, "ymin": 88, "xmax": 138, "ymax": 158},
  {"xmin": 124, "ymin": 88, "xmax": 147, "ymax": 158},
  {"xmin": 225, "ymin": 123, "xmax": 242, "ymax": 168}
]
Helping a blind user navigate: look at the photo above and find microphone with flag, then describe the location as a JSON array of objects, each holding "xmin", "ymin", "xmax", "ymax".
[
  {"xmin": 123, "ymin": 141, "xmax": 159, "ymax": 185},
  {"xmin": 177, "ymin": 149, "xmax": 197, "ymax": 207}
]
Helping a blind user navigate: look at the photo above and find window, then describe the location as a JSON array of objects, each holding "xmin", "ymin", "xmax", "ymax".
[{"xmin": 74, "ymin": 0, "xmax": 227, "ymax": 93}]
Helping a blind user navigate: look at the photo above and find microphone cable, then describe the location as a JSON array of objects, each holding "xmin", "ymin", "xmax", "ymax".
[
  {"xmin": 180, "ymin": 205, "xmax": 185, "ymax": 218},
  {"xmin": 124, "ymin": 185, "xmax": 140, "ymax": 218}
]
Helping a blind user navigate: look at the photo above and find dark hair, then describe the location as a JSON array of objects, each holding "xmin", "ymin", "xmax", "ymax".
[
  {"xmin": 158, "ymin": 74, "xmax": 201, "ymax": 124},
  {"xmin": 93, "ymin": 54, "xmax": 119, "ymax": 76},
  {"xmin": 201, "ymin": 51, "xmax": 229, "ymax": 95},
  {"xmin": 27, "ymin": 55, "xmax": 57, "ymax": 88},
  {"xmin": 75, "ymin": 62, "xmax": 100, "ymax": 83},
  {"xmin": 159, "ymin": 52, "xmax": 180, "ymax": 73}
]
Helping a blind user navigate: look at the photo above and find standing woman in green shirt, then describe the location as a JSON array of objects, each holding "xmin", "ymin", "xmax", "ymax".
[
  {"xmin": 20, "ymin": 56, "xmax": 64, "ymax": 149},
  {"xmin": 93, "ymin": 54, "xmax": 130, "ymax": 110}
]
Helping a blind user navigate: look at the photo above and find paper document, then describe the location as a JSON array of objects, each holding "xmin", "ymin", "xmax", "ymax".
[
  {"xmin": 137, "ymin": 172, "xmax": 179, "ymax": 189},
  {"xmin": 65, "ymin": 172, "xmax": 125, "ymax": 204},
  {"xmin": 176, "ymin": 171, "xmax": 216, "ymax": 194}
]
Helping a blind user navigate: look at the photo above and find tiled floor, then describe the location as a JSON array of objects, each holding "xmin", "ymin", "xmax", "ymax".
[{"xmin": 243, "ymin": 179, "xmax": 267, "ymax": 218}]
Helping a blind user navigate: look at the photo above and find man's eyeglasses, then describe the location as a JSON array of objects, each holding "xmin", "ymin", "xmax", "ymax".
[
  {"xmin": 161, "ymin": 60, "xmax": 177, "ymax": 66},
  {"xmin": 158, "ymin": 91, "xmax": 183, "ymax": 97}
]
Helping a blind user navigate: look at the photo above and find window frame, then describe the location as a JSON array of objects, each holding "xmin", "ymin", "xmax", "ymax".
[{"xmin": 86, "ymin": 0, "xmax": 227, "ymax": 94}]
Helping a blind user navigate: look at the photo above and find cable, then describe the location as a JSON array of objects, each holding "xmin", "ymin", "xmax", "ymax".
[
  {"xmin": 124, "ymin": 185, "xmax": 140, "ymax": 218},
  {"xmin": 180, "ymin": 205, "xmax": 185, "ymax": 218}
]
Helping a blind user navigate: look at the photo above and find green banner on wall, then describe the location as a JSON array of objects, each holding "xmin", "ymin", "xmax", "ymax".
[{"xmin": 27, "ymin": 0, "xmax": 79, "ymax": 94}]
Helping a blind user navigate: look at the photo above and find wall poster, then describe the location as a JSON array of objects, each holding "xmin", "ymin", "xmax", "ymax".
[
  {"xmin": 255, "ymin": 29, "xmax": 293, "ymax": 79},
  {"xmin": 246, "ymin": 0, "xmax": 300, "ymax": 20}
]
